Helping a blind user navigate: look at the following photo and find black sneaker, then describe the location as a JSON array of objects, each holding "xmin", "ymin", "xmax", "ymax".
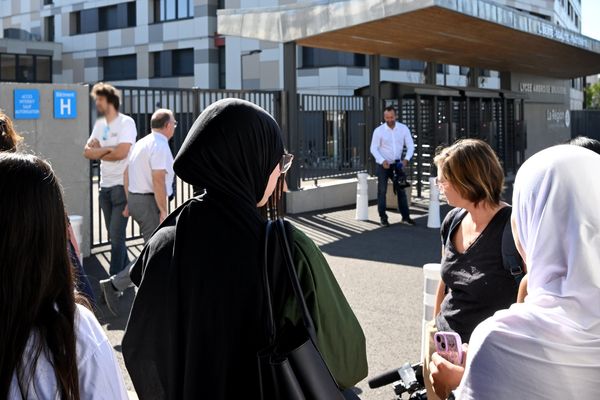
[
  {"xmin": 380, "ymin": 219, "xmax": 390, "ymax": 227},
  {"xmin": 403, "ymin": 218, "xmax": 416, "ymax": 226}
]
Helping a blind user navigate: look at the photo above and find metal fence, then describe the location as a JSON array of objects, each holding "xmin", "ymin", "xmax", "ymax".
[
  {"xmin": 90, "ymin": 87, "xmax": 281, "ymax": 249},
  {"xmin": 298, "ymin": 94, "xmax": 368, "ymax": 182},
  {"xmin": 384, "ymin": 94, "xmax": 525, "ymax": 198}
]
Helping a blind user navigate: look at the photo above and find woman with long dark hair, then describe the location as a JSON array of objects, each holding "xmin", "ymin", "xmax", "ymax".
[
  {"xmin": 0, "ymin": 110, "xmax": 95, "ymax": 305},
  {"xmin": 0, "ymin": 153, "xmax": 127, "ymax": 399},
  {"xmin": 123, "ymin": 99, "xmax": 367, "ymax": 399}
]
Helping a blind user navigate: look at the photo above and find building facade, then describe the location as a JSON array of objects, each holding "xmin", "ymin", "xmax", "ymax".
[
  {"xmin": 0, "ymin": 0, "xmax": 585, "ymax": 92},
  {"xmin": 0, "ymin": 0, "xmax": 587, "ymax": 156},
  {"xmin": 0, "ymin": 0, "xmax": 222, "ymax": 87}
]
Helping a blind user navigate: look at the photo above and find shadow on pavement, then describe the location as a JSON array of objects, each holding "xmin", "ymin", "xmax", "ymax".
[
  {"xmin": 299, "ymin": 205, "xmax": 452, "ymax": 267},
  {"xmin": 321, "ymin": 225, "xmax": 439, "ymax": 267}
]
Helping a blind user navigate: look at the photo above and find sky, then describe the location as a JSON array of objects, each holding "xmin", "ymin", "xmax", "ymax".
[{"xmin": 581, "ymin": 0, "xmax": 600, "ymax": 40}]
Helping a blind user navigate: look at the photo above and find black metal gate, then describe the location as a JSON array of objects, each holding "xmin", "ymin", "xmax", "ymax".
[
  {"xmin": 90, "ymin": 86, "xmax": 281, "ymax": 249},
  {"xmin": 357, "ymin": 82, "xmax": 526, "ymax": 197},
  {"xmin": 298, "ymin": 94, "xmax": 368, "ymax": 183}
]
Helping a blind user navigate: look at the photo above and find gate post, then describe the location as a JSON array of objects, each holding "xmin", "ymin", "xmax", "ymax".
[
  {"xmin": 367, "ymin": 54, "xmax": 381, "ymax": 176},
  {"xmin": 283, "ymin": 42, "xmax": 300, "ymax": 191}
]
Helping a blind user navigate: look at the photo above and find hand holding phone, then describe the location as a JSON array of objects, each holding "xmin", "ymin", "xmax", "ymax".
[{"xmin": 434, "ymin": 331, "xmax": 463, "ymax": 365}]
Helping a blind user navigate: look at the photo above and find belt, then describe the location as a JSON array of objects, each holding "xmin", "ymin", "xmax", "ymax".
[{"xmin": 129, "ymin": 192, "xmax": 154, "ymax": 196}]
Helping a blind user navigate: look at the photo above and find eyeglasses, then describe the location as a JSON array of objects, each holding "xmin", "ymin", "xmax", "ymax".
[
  {"xmin": 280, "ymin": 153, "xmax": 294, "ymax": 174},
  {"xmin": 172, "ymin": 120, "xmax": 178, "ymax": 128}
]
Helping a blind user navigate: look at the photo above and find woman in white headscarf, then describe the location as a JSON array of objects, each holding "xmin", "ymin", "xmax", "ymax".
[{"xmin": 451, "ymin": 144, "xmax": 600, "ymax": 399}]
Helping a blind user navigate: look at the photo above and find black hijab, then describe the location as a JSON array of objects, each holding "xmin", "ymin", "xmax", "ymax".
[{"xmin": 123, "ymin": 99, "xmax": 284, "ymax": 400}]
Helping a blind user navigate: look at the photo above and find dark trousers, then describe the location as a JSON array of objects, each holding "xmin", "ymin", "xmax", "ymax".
[
  {"xmin": 377, "ymin": 164, "xmax": 410, "ymax": 221},
  {"xmin": 99, "ymin": 185, "xmax": 130, "ymax": 275}
]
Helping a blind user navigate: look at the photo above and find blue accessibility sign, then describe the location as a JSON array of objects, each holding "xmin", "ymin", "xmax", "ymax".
[
  {"xmin": 54, "ymin": 90, "xmax": 77, "ymax": 119},
  {"xmin": 14, "ymin": 89, "xmax": 40, "ymax": 120}
]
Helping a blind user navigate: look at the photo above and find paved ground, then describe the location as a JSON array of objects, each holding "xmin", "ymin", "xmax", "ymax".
[{"xmin": 84, "ymin": 202, "xmax": 448, "ymax": 400}]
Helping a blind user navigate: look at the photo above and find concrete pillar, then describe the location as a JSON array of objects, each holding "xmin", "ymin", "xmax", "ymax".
[
  {"xmin": 468, "ymin": 67, "xmax": 481, "ymax": 88},
  {"xmin": 425, "ymin": 62, "xmax": 437, "ymax": 85},
  {"xmin": 282, "ymin": 42, "xmax": 300, "ymax": 190}
]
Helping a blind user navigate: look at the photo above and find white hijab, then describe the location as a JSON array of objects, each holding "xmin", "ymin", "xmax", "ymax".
[{"xmin": 456, "ymin": 145, "xmax": 600, "ymax": 400}]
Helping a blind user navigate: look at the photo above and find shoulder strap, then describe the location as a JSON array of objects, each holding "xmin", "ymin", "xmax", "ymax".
[
  {"xmin": 442, "ymin": 208, "xmax": 467, "ymax": 248},
  {"xmin": 262, "ymin": 219, "xmax": 319, "ymax": 345},
  {"xmin": 500, "ymin": 207, "xmax": 525, "ymax": 284},
  {"xmin": 275, "ymin": 219, "xmax": 319, "ymax": 343},
  {"xmin": 262, "ymin": 221, "xmax": 277, "ymax": 345}
]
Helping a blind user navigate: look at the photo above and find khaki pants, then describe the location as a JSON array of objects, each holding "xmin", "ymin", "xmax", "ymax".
[{"xmin": 422, "ymin": 319, "xmax": 442, "ymax": 400}]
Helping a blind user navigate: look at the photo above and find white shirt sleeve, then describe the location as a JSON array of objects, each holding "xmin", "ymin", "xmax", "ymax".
[
  {"xmin": 78, "ymin": 340, "xmax": 129, "ymax": 400},
  {"xmin": 150, "ymin": 145, "xmax": 169, "ymax": 171},
  {"xmin": 76, "ymin": 306, "xmax": 129, "ymax": 400},
  {"xmin": 370, "ymin": 126, "xmax": 386, "ymax": 165},
  {"xmin": 403, "ymin": 126, "xmax": 415, "ymax": 161},
  {"xmin": 119, "ymin": 118, "xmax": 138, "ymax": 145}
]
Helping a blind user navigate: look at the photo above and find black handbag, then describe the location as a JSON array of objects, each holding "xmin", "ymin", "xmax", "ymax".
[{"xmin": 257, "ymin": 219, "xmax": 345, "ymax": 400}]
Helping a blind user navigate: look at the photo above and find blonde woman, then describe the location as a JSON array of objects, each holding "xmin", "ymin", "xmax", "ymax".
[{"xmin": 423, "ymin": 139, "xmax": 518, "ymax": 399}]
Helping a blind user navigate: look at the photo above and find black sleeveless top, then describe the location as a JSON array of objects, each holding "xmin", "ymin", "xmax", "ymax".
[{"xmin": 435, "ymin": 207, "xmax": 518, "ymax": 343}]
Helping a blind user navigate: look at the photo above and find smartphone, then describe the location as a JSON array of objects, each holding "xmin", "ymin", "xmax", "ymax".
[{"xmin": 434, "ymin": 331, "xmax": 463, "ymax": 365}]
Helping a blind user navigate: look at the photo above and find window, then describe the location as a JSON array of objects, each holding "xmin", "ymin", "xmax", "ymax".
[
  {"xmin": 575, "ymin": 14, "xmax": 579, "ymax": 28},
  {"xmin": 3, "ymin": 28, "xmax": 33, "ymax": 40},
  {"xmin": 399, "ymin": 59, "xmax": 425, "ymax": 72},
  {"xmin": 43, "ymin": 0, "xmax": 53, "ymax": 4},
  {"xmin": 71, "ymin": 2, "xmax": 135, "ymax": 35},
  {"xmin": 0, "ymin": 53, "xmax": 51, "ymax": 82},
  {"xmin": 218, "ymin": 46, "xmax": 226, "ymax": 89},
  {"xmin": 0, "ymin": 54, "xmax": 16, "ymax": 81},
  {"xmin": 153, "ymin": 0, "xmax": 193, "ymax": 23},
  {"xmin": 36, "ymin": 56, "xmax": 52, "ymax": 82},
  {"xmin": 301, "ymin": 48, "xmax": 366, "ymax": 68},
  {"xmin": 381, "ymin": 57, "xmax": 399, "ymax": 70},
  {"xmin": 17, "ymin": 55, "xmax": 34, "ymax": 82},
  {"xmin": 173, "ymin": 49, "xmax": 194, "ymax": 76},
  {"xmin": 103, "ymin": 54, "xmax": 137, "ymax": 81},
  {"xmin": 151, "ymin": 48, "xmax": 194, "ymax": 78},
  {"xmin": 44, "ymin": 16, "xmax": 54, "ymax": 41}
]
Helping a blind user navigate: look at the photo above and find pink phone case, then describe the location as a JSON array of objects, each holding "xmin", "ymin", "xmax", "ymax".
[{"xmin": 434, "ymin": 331, "xmax": 463, "ymax": 365}]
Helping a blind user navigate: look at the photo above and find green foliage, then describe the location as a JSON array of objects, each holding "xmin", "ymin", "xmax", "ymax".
[{"xmin": 585, "ymin": 81, "xmax": 600, "ymax": 109}]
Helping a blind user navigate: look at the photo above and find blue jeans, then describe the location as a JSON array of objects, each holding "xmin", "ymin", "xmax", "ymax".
[
  {"xmin": 377, "ymin": 164, "xmax": 410, "ymax": 221},
  {"xmin": 99, "ymin": 185, "xmax": 129, "ymax": 275}
]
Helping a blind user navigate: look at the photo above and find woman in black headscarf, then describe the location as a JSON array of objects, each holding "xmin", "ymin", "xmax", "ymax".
[{"xmin": 122, "ymin": 99, "xmax": 367, "ymax": 399}]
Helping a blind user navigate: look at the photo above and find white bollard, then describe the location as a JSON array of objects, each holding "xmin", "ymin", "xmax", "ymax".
[
  {"xmin": 427, "ymin": 177, "xmax": 441, "ymax": 229},
  {"xmin": 355, "ymin": 172, "xmax": 369, "ymax": 221},
  {"xmin": 69, "ymin": 215, "xmax": 84, "ymax": 264},
  {"xmin": 421, "ymin": 262, "xmax": 442, "ymax": 360}
]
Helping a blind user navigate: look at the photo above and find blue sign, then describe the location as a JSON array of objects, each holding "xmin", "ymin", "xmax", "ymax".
[
  {"xmin": 54, "ymin": 90, "xmax": 77, "ymax": 119},
  {"xmin": 14, "ymin": 89, "xmax": 40, "ymax": 120}
]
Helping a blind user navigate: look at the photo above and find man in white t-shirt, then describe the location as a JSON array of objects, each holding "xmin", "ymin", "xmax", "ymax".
[
  {"xmin": 99, "ymin": 109, "xmax": 175, "ymax": 316},
  {"xmin": 370, "ymin": 106, "xmax": 415, "ymax": 227},
  {"xmin": 84, "ymin": 83, "xmax": 137, "ymax": 276}
]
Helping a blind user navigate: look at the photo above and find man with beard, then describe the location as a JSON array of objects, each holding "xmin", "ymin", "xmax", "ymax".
[
  {"xmin": 84, "ymin": 83, "xmax": 137, "ymax": 276},
  {"xmin": 370, "ymin": 106, "xmax": 415, "ymax": 227}
]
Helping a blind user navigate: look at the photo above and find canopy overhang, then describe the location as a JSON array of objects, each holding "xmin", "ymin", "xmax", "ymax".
[{"xmin": 218, "ymin": 0, "xmax": 600, "ymax": 79}]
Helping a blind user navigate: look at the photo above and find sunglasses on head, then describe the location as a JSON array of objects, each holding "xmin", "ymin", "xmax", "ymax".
[{"xmin": 102, "ymin": 125, "xmax": 110, "ymax": 141}]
